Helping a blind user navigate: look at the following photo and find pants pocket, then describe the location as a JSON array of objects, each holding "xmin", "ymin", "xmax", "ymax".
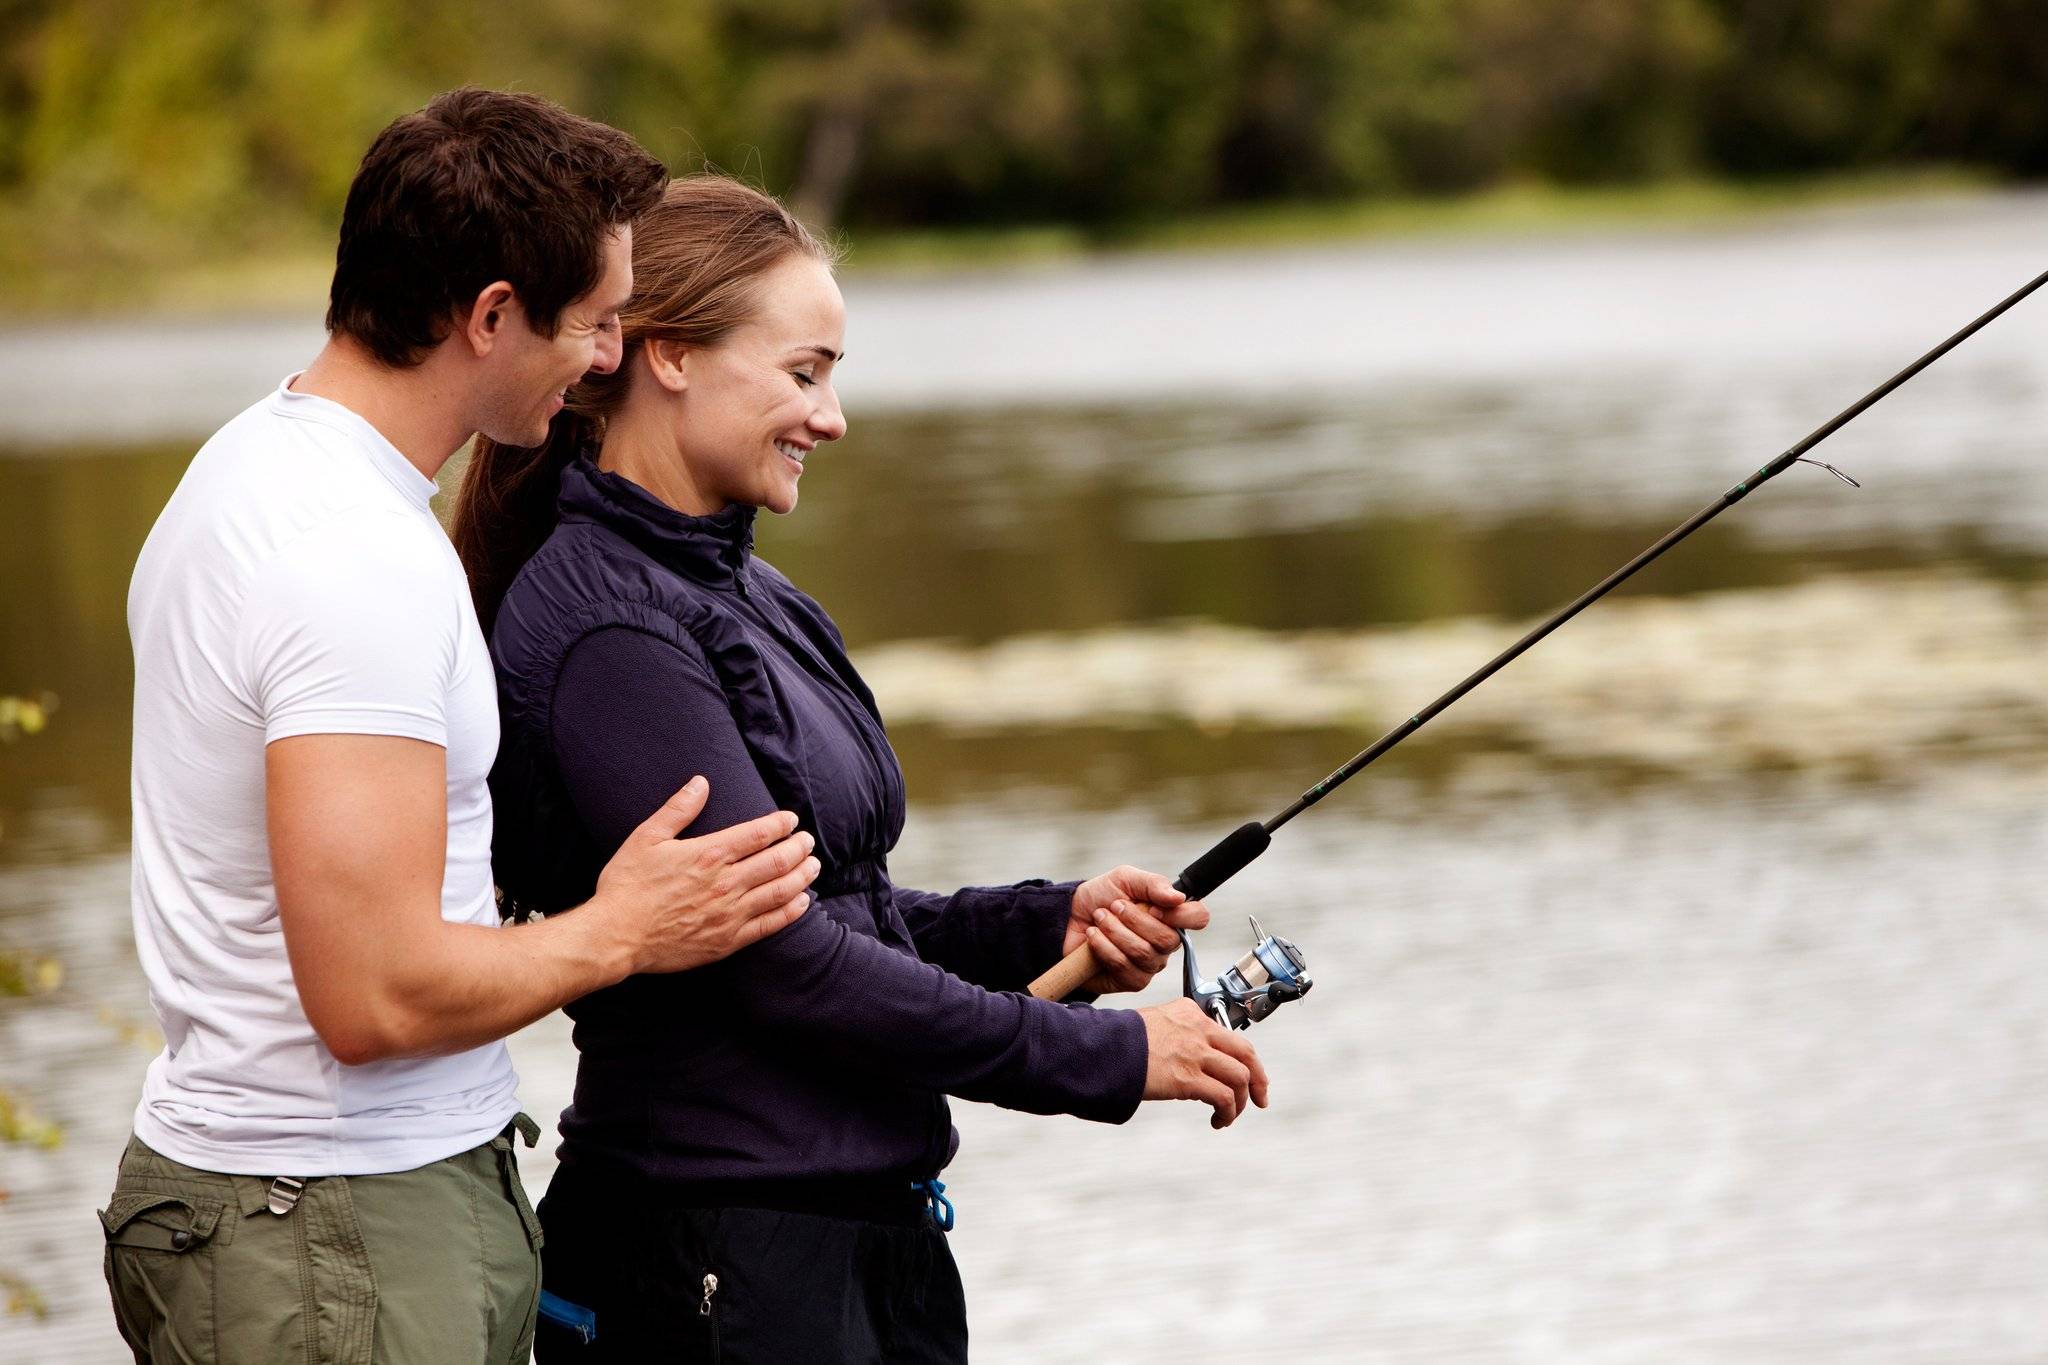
[
  {"xmin": 698, "ymin": 1265, "xmax": 722, "ymax": 1363},
  {"xmin": 101, "ymin": 1192, "xmax": 226, "ymax": 1363}
]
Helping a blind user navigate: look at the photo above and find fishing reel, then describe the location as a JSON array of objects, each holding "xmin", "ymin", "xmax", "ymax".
[{"xmin": 1180, "ymin": 915, "xmax": 1312, "ymax": 1030}]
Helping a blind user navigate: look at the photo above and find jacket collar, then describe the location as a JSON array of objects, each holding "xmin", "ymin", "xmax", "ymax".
[{"xmin": 557, "ymin": 456, "xmax": 756, "ymax": 589}]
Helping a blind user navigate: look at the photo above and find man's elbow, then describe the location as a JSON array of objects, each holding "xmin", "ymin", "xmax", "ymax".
[{"xmin": 307, "ymin": 1003, "xmax": 425, "ymax": 1067}]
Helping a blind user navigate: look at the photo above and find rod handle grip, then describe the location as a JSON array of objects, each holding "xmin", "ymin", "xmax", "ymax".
[
  {"xmin": 1028, "ymin": 820, "xmax": 1273, "ymax": 1001},
  {"xmin": 1175, "ymin": 821, "xmax": 1272, "ymax": 901},
  {"xmin": 1028, "ymin": 943, "xmax": 1101, "ymax": 1001}
]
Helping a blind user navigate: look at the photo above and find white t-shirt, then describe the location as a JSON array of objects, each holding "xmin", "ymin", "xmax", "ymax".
[{"xmin": 127, "ymin": 375, "xmax": 519, "ymax": 1175}]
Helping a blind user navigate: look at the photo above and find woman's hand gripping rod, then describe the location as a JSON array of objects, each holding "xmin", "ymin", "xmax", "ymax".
[
  {"xmin": 1027, "ymin": 265, "xmax": 2048, "ymax": 1025},
  {"xmin": 1028, "ymin": 823, "xmax": 1306, "ymax": 1028}
]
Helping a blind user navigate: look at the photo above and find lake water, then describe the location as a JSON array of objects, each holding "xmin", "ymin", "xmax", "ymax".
[{"xmin": 2, "ymin": 193, "xmax": 2044, "ymax": 1363}]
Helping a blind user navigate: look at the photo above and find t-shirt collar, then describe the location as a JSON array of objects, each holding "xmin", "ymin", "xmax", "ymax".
[{"xmin": 271, "ymin": 373, "xmax": 440, "ymax": 513}]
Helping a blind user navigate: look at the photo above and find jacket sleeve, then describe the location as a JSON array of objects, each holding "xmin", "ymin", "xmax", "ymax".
[
  {"xmin": 550, "ymin": 625, "xmax": 1148, "ymax": 1123},
  {"xmin": 889, "ymin": 882, "xmax": 1075, "ymax": 993}
]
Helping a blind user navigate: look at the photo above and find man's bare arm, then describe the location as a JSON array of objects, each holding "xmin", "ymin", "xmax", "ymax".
[{"xmin": 268, "ymin": 733, "xmax": 817, "ymax": 1064}]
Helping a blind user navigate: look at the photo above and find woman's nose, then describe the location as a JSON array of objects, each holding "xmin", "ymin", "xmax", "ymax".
[{"xmin": 809, "ymin": 390, "xmax": 847, "ymax": 442}]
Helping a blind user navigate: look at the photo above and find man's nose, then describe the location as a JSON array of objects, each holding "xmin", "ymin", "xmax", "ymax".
[{"xmin": 590, "ymin": 328, "xmax": 624, "ymax": 376}]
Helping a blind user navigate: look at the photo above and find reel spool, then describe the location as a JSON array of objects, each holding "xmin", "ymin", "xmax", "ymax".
[{"xmin": 1181, "ymin": 915, "xmax": 1312, "ymax": 1030}]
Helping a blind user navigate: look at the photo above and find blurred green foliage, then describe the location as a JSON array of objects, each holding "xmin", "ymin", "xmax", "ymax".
[
  {"xmin": 0, "ymin": 689, "xmax": 61, "ymax": 1320},
  {"xmin": 0, "ymin": 0, "xmax": 2040, "ymax": 287},
  {"xmin": 1, "ymin": 1269, "xmax": 49, "ymax": 1320},
  {"xmin": 0, "ymin": 693, "xmax": 55, "ymax": 741}
]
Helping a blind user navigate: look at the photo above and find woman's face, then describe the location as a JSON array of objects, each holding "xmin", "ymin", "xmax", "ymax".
[{"xmin": 671, "ymin": 254, "xmax": 847, "ymax": 516}]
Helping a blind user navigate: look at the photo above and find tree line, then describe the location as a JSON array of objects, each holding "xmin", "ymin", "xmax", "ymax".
[{"xmin": 0, "ymin": 0, "xmax": 2042, "ymax": 269}]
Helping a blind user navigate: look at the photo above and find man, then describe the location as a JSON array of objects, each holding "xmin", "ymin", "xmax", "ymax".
[{"xmin": 101, "ymin": 88, "xmax": 818, "ymax": 1364}]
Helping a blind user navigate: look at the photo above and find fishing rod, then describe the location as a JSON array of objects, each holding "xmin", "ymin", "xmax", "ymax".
[{"xmin": 1029, "ymin": 265, "xmax": 2048, "ymax": 1028}]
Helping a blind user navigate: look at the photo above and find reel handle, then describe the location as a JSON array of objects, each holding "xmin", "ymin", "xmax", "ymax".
[{"xmin": 1026, "ymin": 822, "xmax": 1273, "ymax": 1002}]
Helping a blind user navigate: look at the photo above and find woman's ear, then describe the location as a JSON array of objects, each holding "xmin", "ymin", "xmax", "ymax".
[{"xmin": 644, "ymin": 339, "xmax": 691, "ymax": 394}]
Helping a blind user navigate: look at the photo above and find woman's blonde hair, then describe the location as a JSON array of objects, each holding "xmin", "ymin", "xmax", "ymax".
[{"xmin": 452, "ymin": 174, "xmax": 837, "ymax": 634}]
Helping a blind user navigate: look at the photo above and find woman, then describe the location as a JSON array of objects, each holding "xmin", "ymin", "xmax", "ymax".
[{"xmin": 453, "ymin": 176, "xmax": 1268, "ymax": 1362}]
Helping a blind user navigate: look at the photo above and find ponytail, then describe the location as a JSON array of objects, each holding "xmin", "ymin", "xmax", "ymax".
[
  {"xmin": 452, "ymin": 408, "xmax": 600, "ymax": 639},
  {"xmin": 452, "ymin": 174, "xmax": 838, "ymax": 635}
]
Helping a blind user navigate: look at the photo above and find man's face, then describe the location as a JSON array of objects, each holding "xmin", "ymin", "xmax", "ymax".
[{"xmin": 475, "ymin": 225, "xmax": 634, "ymax": 448}]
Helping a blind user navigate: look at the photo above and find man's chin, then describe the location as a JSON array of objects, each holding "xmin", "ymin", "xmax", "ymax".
[{"xmin": 480, "ymin": 418, "xmax": 554, "ymax": 451}]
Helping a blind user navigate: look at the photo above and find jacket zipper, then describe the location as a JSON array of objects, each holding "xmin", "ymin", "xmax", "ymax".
[{"xmin": 700, "ymin": 1271, "xmax": 720, "ymax": 1357}]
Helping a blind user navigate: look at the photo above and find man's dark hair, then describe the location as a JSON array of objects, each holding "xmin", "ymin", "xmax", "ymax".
[{"xmin": 327, "ymin": 88, "xmax": 669, "ymax": 368}]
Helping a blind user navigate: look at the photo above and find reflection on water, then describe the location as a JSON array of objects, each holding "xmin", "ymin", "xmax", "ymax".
[
  {"xmin": 2, "ymin": 202, "xmax": 2045, "ymax": 1361},
  {"xmin": 4, "ymin": 388, "xmax": 2042, "ymax": 859},
  {"xmin": 5, "ymin": 774, "xmax": 2046, "ymax": 1363}
]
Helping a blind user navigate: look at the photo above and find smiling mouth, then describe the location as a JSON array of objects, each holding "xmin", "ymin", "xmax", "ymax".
[{"xmin": 775, "ymin": 439, "xmax": 809, "ymax": 468}]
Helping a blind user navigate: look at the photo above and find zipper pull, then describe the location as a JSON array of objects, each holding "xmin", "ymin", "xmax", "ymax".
[{"xmin": 700, "ymin": 1271, "xmax": 718, "ymax": 1317}]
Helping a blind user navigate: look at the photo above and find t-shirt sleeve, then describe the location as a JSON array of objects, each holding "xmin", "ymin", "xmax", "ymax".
[{"xmin": 235, "ymin": 511, "xmax": 460, "ymax": 747}]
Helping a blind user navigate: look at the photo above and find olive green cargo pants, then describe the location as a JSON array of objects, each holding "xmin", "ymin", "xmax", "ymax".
[{"xmin": 100, "ymin": 1115, "xmax": 543, "ymax": 1365}]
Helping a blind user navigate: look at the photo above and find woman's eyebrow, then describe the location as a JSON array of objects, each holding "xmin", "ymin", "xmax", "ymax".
[{"xmin": 789, "ymin": 344, "xmax": 844, "ymax": 362}]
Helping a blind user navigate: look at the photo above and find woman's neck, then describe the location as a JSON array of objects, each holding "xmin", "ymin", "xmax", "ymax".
[{"xmin": 597, "ymin": 406, "xmax": 723, "ymax": 517}]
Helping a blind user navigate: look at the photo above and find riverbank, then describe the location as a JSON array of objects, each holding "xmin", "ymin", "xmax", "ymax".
[
  {"xmin": 0, "ymin": 167, "xmax": 1992, "ymax": 318},
  {"xmin": 863, "ymin": 571, "xmax": 2048, "ymax": 794}
]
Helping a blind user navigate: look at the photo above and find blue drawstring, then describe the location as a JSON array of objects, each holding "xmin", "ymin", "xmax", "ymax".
[
  {"xmin": 538, "ymin": 1290, "xmax": 598, "ymax": 1344},
  {"xmin": 912, "ymin": 1177, "xmax": 955, "ymax": 1232}
]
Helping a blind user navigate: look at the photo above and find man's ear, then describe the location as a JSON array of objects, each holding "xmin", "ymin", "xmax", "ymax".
[
  {"xmin": 462, "ymin": 282, "xmax": 519, "ymax": 357},
  {"xmin": 644, "ymin": 338, "xmax": 692, "ymax": 394}
]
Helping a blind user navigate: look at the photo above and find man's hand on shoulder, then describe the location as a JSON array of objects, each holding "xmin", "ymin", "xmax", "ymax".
[
  {"xmin": 583, "ymin": 775, "xmax": 817, "ymax": 977},
  {"xmin": 269, "ymin": 738, "xmax": 817, "ymax": 1066}
]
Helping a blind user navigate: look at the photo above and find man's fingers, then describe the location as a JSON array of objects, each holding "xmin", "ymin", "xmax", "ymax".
[
  {"xmin": 730, "ymin": 829, "xmax": 815, "ymax": 889},
  {"xmin": 703, "ymin": 809, "xmax": 801, "ymax": 862},
  {"xmin": 632, "ymin": 776, "xmax": 709, "ymax": 842},
  {"xmin": 740, "ymin": 857, "xmax": 820, "ymax": 916},
  {"xmin": 734, "ymin": 895, "xmax": 811, "ymax": 950},
  {"xmin": 1160, "ymin": 898, "xmax": 1210, "ymax": 932}
]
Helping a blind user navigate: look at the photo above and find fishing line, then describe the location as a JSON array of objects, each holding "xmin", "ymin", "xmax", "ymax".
[{"xmin": 1030, "ymin": 266, "xmax": 2048, "ymax": 1027}]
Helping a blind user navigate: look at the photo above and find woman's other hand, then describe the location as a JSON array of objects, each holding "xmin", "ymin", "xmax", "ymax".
[
  {"xmin": 1138, "ymin": 997, "xmax": 1271, "ymax": 1129},
  {"xmin": 589, "ymin": 776, "xmax": 819, "ymax": 976},
  {"xmin": 1065, "ymin": 866, "xmax": 1209, "ymax": 993}
]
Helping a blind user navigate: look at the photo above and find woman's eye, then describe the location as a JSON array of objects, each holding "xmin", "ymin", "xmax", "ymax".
[{"xmin": 793, "ymin": 371, "xmax": 817, "ymax": 388}]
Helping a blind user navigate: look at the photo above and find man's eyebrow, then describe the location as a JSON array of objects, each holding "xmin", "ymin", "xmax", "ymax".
[{"xmin": 789, "ymin": 344, "xmax": 844, "ymax": 362}]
